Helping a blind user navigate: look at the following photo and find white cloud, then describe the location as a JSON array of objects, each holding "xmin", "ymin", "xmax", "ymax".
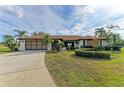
[
  {"xmin": 0, "ymin": 5, "xmax": 24, "ymax": 18},
  {"xmin": 1, "ymin": 5, "xmax": 124, "ymax": 38},
  {"xmin": 58, "ymin": 29, "xmax": 70, "ymax": 34},
  {"xmin": 71, "ymin": 23, "xmax": 81, "ymax": 32}
]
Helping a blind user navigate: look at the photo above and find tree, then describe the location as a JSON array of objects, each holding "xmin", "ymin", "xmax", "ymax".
[
  {"xmin": 42, "ymin": 33, "xmax": 53, "ymax": 50},
  {"xmin": 106, "ymin": 24, "xmax": 120, "ymax": 30},
  {"xmin": 106, "ymin": 24, "xmax": 120, "ymax": 46},
  {"xmin": 3, "ymin": 35, "xmax": 17, "ymax": 51},
  {"xmin": 94, "ymin": 27, "xmax": 106, "ymax": 37},
  {"xmin": 14, "ymin": 29, "xmax": 27, "ymax": 37}
]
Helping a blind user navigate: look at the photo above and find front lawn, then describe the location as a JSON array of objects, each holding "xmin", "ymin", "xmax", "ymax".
[
  {"xmin": 0, "ymin": 44, "xmax": 11, "ymax": 54},
  {"xmin": 45, "ymin": 50, "xmax": 124, "ymax": 87}
]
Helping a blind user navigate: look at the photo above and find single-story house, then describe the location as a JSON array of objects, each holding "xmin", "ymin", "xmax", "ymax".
[{"xmin": 18, "ymin": 34, "xmax": 108, "ymax": 51}]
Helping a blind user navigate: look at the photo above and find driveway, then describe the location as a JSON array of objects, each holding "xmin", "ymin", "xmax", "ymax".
[{"xmin": 0, "ymin": 51, "xmax": 56, "ymax": 87}]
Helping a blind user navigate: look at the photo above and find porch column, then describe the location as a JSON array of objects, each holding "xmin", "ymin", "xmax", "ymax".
[
  {"xmin": 79, "ymin": 40, "xmax": 83, "ymax": 48},
  {"xmin": 74, "ymin": 41, "xmax": 76, "ymax": 48},
  {"xmin": 85, "ymin": 40, "xmax": 87, "ymax": 46}
]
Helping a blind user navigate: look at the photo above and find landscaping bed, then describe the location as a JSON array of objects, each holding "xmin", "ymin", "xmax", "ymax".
[{"xmin": 45, "ymin": 50, "xmax": 124, "ymax": 87}]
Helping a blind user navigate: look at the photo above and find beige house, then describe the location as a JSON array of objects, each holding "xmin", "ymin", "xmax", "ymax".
[{"xmin": 18, "ymin": 34, "xmax": 107, "ymax": 51}]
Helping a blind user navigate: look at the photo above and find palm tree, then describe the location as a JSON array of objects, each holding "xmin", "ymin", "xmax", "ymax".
[
  {"xmin": 106, "ymin": 24, "xmax": 120, "ymax": 46},
  {"xmin": 94, "ymin": 27, "xmax": 106, "ymax": 37},
  {"xmin": 14, "ymin": 29, "xmax": 27, "ymax": 38},
  {"xmin": 111, "ymin": 33, "xmax": 120, "ymax": 46},
  {"xmin": 42, "ymin": 33, "xmax": 53, "ymax": 50}
]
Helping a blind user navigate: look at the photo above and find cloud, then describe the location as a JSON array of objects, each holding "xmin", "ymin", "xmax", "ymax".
[
  {"xmin": 0, "ymin": 5, "xmax": 24, "ymax": 18},
  {"xmin": 0, "ymin": 5, "xmax": 124, "ymax": 40}
]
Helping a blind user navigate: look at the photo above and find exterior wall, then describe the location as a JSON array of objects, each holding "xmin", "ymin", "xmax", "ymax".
[{"xmin": 19, "ymin": 40, "xmax": 25, "ymax": 51}]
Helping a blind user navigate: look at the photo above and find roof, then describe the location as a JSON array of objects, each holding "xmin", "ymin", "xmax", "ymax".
[
  {"xmin": 18, "ymin": 35, "xmax": 106, "ymax": 41},
  {"xmin": 51, "ymin": 35, "xmax": 82, "ymax": 40}
]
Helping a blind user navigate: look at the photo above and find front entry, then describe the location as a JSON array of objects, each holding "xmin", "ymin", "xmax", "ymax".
[{"xmin": 64, "ymin": 41, "xmax": 74, "ymax": 48}]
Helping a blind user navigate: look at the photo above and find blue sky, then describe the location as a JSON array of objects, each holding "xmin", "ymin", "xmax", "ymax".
[{"xmin": 0, "ymin": 5, "xmax": 124, "ymax": 41}]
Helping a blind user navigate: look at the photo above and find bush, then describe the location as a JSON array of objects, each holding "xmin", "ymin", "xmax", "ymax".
[
  {"xmin": 75, "ymin": 50, "xmax": 111, "ymax": 59},
  {"xmin": 81, "ymin": 48, "xmax": 95, "ymax": 51},
  {"xmin": 112, "ymin": 46, "xmax": 121, "ymax": 51},
  {"xmin": 66, "ymin": 47, "xmax": 76, "ymax": 50},
  {"xmin": 81, "ymin": 47, "xmax": 104, "ymax": 51},
  {"xmin": 14, "ymin": 47, "xmax": 19, "ymax": 51},
  {"xmin": 84, "ymin": 46, "xmax": 93, "ymax": 48},
  {"xmin": 104, "ymin": 46, "xmax": 111, "ymax": 50},
  {"xmin": 94, "ymin": 46, "xmax": 104, "ymax": 51}
]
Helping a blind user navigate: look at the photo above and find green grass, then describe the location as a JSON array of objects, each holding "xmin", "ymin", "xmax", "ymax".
[
  {"xmin": 45, "ymin": 49, "xmax": 124, "ymax": 87},
  {"xmin": 0, "ymin": 44, "xmax": 11, "ymax": 54}
]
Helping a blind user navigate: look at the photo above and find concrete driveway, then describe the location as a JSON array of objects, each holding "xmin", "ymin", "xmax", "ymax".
[{"xmin": 0, "ymin": 51, "xmax": 56, "ymax": 87}]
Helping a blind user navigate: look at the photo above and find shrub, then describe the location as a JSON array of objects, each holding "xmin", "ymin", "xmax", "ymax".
[
  {"xmin": 81, "ymin": 48, "xmax": 95, "ymax": 51},
  {"xmin": 75, "ymin": 50, "xmax": 111, "ymax": 59},
  {"xmin": 104, "ymin": 46, "xmax": 111, "ymax": 50},
  {"xmin": 81, "ymin": 47, "xmax": 104, "ymax": 51},
  {"xmin": 66, "ymin": 47, "xmax": 76, "ymax": 50},
  {"xmin": 84, "ymin": 46, "xmax": 93, "ymax": 48},
  {"xmin": 112, "ymin": 46, "xmax": 121, "ymax": 51},
  {"xmin": 95, "ymin": 46, "xmax": 104, "ymax": 51},
  {"xmin": 14, "ymin": 46, "xmax": 19, "ymax": 51}
]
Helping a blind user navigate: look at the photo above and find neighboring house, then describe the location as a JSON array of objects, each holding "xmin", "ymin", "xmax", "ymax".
[{"xmin": 18, "ymin": 34, "xmax": 107, "ymax": 51}]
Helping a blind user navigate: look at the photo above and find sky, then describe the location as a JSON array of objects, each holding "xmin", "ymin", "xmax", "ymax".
[{"xmin": 0, "ymin": 5, "xmax": 124, "ymax": 41}]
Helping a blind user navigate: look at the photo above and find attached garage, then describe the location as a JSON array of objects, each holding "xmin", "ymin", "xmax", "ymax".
[{"xmin": 25, "ymin": 39, "xmax": 47, "ymax": 50}]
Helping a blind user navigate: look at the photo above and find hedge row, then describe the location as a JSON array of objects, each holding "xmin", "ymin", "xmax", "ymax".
[{"xmin": 75, "ymin": 50, "xmax": 111, "ymax": 59}]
